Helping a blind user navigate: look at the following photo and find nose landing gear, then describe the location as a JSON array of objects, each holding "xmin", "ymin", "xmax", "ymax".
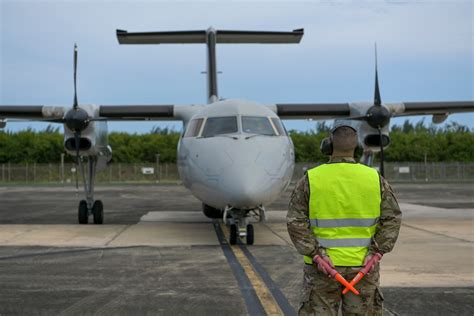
[{"xmin": 224, "ymin": 205, "xmax": 265, "ymax": 245}]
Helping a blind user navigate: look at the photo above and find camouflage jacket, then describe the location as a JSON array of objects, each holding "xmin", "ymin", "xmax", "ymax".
[{"xmin": 287, "ymin": 156, "xmax": 402, "ymax": 259}]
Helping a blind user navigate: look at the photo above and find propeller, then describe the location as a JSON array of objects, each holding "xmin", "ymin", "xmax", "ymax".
[
  {"xmin": 372, "ymin": 43, "xmax": 386, "ymax": 177},
  {"xmin": 63, "ymin": 44, "xmax": 89, "ymax": 190},
  {"xmin": 346, "ymin": 44, "xmax": 390, "ymax": 176}
]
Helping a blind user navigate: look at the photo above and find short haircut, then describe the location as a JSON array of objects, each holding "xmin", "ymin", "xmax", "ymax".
[{"xmin": 332, "ymin": 126, "xmax": 358, "ymax": 152}]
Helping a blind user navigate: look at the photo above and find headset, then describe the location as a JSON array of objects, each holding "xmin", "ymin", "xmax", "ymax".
[{"xmin": 320, "ymin": 125, "xmax": 360, "ymax": 156}]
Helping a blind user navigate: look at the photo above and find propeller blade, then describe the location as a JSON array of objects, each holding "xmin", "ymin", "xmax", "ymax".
[
  {"xmin": 374, "ymin": 43, "xmax": 382, "ymax": 107},
  {"xmin": 73, "ymin": 44, "xmax": 78, "ymax": 109},
  {"xmin": 377, "ymin": 127, "xmax": 385, "ymax": 177}
]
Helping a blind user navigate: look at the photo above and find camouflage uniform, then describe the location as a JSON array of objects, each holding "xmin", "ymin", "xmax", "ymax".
[{"xmin": 287, "ymin": 157, "xmax": 401, "ymax": 316}]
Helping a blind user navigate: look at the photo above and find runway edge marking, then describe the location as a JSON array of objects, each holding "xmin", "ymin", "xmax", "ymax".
[{"xmin": 212, "ymin": 221, "xmax": 266, "ymax": 315}]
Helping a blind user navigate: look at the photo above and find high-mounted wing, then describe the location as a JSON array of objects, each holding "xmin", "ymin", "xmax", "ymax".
[
  {"xmin": 274, "ymin": 101, "xmax": 474, "ymax": 120},
  {"xmin": 0, "ymin": 105, "xmax": 45, "ymax": 119},
  {"xmin": 274, "ymin": 103, "xmax": 350, "ymax": 120},
  {"xmin": 391, "ymin": 101, "xmax": 474, "ymax": 116},
  {"xmin": 98, "ymin": 105, "xmax": 175, "ymax": 120},
  {"xmin": 0, "ymin": 105, "xmax": 178, "ymax": 122}
]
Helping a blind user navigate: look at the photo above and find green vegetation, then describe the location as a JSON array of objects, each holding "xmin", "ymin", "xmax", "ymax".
[{"xmin": 0, "ymin": 121, "xmax": 472, "ymax": 163}]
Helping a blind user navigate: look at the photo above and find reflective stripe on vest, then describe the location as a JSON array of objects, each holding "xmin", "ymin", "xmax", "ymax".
[
  {"xmin": 304, "ymin": 163, "xmax": 381, "ymax": 267},
  {"xmin": 310, "ymin": 218, "xmax": 379, "ymax": 228}
]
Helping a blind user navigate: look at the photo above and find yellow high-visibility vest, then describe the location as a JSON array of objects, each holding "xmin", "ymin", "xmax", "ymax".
[{"xmin": 304, "ymin": 162, "xmax": 381, "ymax": 266}]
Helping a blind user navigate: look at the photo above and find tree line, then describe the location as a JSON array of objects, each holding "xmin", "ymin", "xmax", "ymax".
[{"xmin": 0, "ymin": 121, "xmax": 472, "ymax": 163}]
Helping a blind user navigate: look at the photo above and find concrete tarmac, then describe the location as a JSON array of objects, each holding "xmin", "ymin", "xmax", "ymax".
[{"xmin": 0, "ymin": 183, "xmax": 473, "ymax": 315}]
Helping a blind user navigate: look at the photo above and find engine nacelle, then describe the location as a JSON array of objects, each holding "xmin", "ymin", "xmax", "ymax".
[
  {"xmin": 63, "ymin": 104, "xmax": 111, "ymax": 160},
  {"xmin": 335, "ymin": 102, "xmax": 391, "ymax": 153}
]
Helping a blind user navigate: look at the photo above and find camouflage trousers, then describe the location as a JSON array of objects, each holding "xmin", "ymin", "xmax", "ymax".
[{"xmin": 298, "ymin": 264, "xmax": 384, "ymax": 316}]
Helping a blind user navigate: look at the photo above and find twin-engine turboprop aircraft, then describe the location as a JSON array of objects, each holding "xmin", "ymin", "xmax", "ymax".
[{"xmin": 1, "ymin": 27, "xmax": 473, "ymax": 245}]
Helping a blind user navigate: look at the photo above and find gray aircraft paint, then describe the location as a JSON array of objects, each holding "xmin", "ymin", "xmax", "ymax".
[{"xmin": 177, "ymin": 99, "xmax": 294, "ymax": 210}]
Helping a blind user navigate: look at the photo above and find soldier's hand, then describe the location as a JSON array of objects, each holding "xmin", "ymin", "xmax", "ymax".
[
  {"xmin": 363, "ymin": 252, "xmax": 383, "ymax": 274},
  {"xmin": 315, "ymin": 255, "xmax": 335, "ymax": 277}
]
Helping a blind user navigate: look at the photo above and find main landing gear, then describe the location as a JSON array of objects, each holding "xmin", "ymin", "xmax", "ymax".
[
  {"xmin": 77, "ymin": 156, "xmax": 104, "ymax": 225},
  {"xmin": 223, "ymin": 205, "xmax": 266, "ymax": 245}
]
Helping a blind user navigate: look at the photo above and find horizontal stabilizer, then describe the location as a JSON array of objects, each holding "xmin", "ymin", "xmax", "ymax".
[
  {"xmin": 116, "ymin": 28, "xmax": 304, "ymax": 44},
  {"xmin": 217, "ymin": 29, "xmax": 304, "ymax": 44},
  {"xmin": 117, "ymin": 30, "xmax": 207, "ymax": 44}
]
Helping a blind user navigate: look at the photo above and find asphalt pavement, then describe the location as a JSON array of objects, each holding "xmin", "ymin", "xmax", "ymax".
[{"xmin": 0, "ymin": 183, "xmax": 472, "ymax": 315}]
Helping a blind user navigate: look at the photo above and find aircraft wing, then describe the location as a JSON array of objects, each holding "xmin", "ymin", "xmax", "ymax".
[
  {"xmin": 387, "ymin": 101, "xmax": 474, "ymax": 116},
  {"xmin": 274, "ymin": 101, "xmax": 474, "ymax": 119},
  {"xmin": 274, "ymin": 103, "xmax": 351, "ymax": 119},
  {"xmin": 98, "ymin": 105, "xmax": 175, "ymax": 120},
  {"xmin": 0, "ymin": 105, "xmax": 180, "ymax": 121}
]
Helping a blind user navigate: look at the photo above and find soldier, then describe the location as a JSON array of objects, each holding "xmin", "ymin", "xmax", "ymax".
[{"xmin": 287, "ymin": 125, "xmax": 401, "ymax": 315}]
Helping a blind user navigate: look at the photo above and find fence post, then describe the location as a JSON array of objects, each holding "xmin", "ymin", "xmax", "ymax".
[
  {"xmin": 60, "ymin": 153, "xmax": 65, "ymax": 184},
  {"xmin": 8, "ymin": 162, "xmax": 11, "ymax": 182},
  {"xmin": 156, "ymin": 154, "xmax": 160, "ymax": 183},
  {"xmin": 48, "ymin": 163, "xmax": 52, "ymax": 182},
  {"xmin": 25, "ymin": 162, "xmax": 28, "ymax": 184},
  {"xmin": 2, "ymin": 164, "xmax": 4, "ymax": 182},
  {"xmin": 118, "ymin": 163, "xmax": 122, "ymax": 182},
  {"xmin": 424, "ymin": 153, "xmax": 428, "ymax": 182}
]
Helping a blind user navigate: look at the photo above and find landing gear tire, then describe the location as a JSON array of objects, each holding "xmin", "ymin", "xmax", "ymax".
[
  {"xmin": 246, "ymin": 224, "xmax": 254, "ymax": 245},
  {"xmin": 92, "ymin": 200, "xmax": 104, "ymax": 225},
  {"xmin": 202, "ymin": 203, "xmax": 223, "ymax": 219},
  {"xmin": 78, "ymin": 200, "xmax": 88, "ymax": 224},
  {"xmin": 229, "ymin": 224, "xmax": 238, "ymax": 245}
]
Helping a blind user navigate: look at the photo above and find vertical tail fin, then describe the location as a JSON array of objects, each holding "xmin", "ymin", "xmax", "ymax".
[{"xmin": 116, "ymin": 28, "xmax": 304, "ymax": 104}]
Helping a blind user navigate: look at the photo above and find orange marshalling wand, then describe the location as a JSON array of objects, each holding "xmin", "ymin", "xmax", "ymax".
[
  {"xmin": 342, "ymin": 253, "xmax": 383, "ymax": 295},
  {"xmin": 313, "ymin": 255, "xmax": 360, "ymax": 295}
]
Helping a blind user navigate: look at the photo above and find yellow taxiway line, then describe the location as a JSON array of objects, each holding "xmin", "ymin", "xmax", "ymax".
[{"xmin": 221, "ymin": 223, "xmax": 283, "ymax": 315}]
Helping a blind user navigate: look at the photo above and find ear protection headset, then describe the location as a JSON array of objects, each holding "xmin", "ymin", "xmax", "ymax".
[{"xmin": 320, "ymin": 125, "xmax": 359, "ymax": 156}]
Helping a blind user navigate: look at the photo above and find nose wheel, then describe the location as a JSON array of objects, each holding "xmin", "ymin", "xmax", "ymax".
[
  {"xmin": 224, "ymin": 206, "xmax": 264, "ymax": 245},
  {"xmin": 229, "ymin": 224, "xmax": 254, "ymax": 245}
]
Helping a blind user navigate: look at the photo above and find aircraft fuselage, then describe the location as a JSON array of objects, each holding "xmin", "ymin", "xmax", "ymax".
[{"xmin": 177, "ymin": 99, "xmax": 295, "ymax": 210}]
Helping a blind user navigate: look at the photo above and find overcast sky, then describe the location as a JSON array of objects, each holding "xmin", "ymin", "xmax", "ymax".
[{"xmin": 1, "ymin": 0, "xmax": 472, "ymax": 133}]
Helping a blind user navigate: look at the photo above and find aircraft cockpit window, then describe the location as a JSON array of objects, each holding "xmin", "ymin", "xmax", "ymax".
[
  {"xmin": 201, "ymin": 116, "xmax": 238, "ymax": 137},
  {"xmin": 242, "ymin": 116, "xmax": 276, "ymax": 136},
  {"xmin": 271, "ymin": 117, "xmax": 287, "ymax": 136},
  {"xmin": 184, "ymin": 118, "xmax": 204, "ymax": 137}
]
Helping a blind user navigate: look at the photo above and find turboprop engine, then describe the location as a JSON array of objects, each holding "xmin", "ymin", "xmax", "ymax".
[{"xmin": 63, "ymin": 104, "xmax": 112, "ymax": 171}]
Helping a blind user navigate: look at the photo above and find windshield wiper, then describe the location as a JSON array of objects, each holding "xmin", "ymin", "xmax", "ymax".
[{"xmin": 245, "ymin": 134, "xmax": 274, "ymax": 139}]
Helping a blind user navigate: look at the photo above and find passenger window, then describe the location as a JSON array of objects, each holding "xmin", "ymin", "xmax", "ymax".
[
  {"xmin": 242, "ymin": 116, "xmax": 276, "ymax": 136},
  {"xmin": 201, "ymin": 116, "xmax": 238, "ymax": 137},
  {"xmin": 184, "ymin": 118, "xmax": 204, "ymax": 137},
  {"xmin": 271, "ymin": 117, "xmax": 287, "ymax": 136}
]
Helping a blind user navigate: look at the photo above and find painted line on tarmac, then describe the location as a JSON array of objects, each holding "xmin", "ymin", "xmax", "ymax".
[
  {"xmin": 215, "ymin": 221, "xmax": 296, "ymax": 315},
  {"xmin": 231, "ymin": 243, "xmax": 284, "ymax": 315},
  {"xmin": 212, "ymin": 221, "xmax": 266, "ymax": 315},
  {"xmin": 238, "ymin": 244, "xmax": 296, "ymax": 316}
]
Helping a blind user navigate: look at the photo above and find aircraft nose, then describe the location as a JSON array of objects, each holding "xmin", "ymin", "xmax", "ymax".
[
  {"xmin": 218, "ymin": 137, "xmax": 291, "ymax": 208},
  {"xmin": 220, "ymin": 165, "xmax": 271, "ymax": 208}
]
